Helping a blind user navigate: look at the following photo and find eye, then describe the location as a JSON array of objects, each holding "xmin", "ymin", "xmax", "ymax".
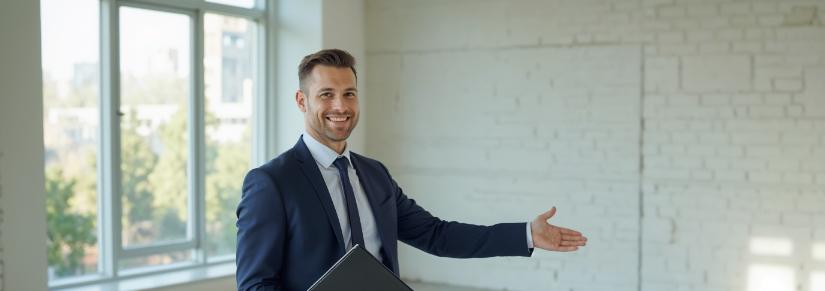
[
  {"xmin": 345, "ymin": 92, "xmax": 357, "ymax": 98},
  {"xmin": 320, "ymin": 92, "xmax": 333, "ymax": 98}
]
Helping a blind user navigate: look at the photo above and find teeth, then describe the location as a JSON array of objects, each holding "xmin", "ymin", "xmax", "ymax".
[{"xmin": 327, "ymin": 116, "xmax": 348, "ymax": 122}]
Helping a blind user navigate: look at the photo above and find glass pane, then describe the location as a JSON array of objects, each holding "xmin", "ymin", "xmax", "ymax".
[
  {"xmin": 203, "ymin": 13, "xmax": 254, "ymax": 258},
  {"xmin": 119, "ymin": 7, "xmax": 192, "ymax": 247},
  {"xmin": 206, "ymin": 0, "xmax": 256, "ymax": 9},
  {"xmin": 41, "ymin": 0, "xmax": 101, "ymax": 280},
  {"xmin": 118, "ymin": 250, "xmax": 193, "ymax": 271}
]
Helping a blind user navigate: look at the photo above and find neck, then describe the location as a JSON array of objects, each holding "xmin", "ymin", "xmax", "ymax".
[
  {"xmin": 327, "ymin": 141, "xmax": 346, "ymax": 155},
  {"xmin": 306, "ymin": 129, "xmax": 347, "ymax": 155}
]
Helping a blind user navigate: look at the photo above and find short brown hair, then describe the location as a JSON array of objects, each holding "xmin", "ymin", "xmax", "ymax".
[{"xmin": 298, "ymin": 49, "xmax": 357, "ymax": 92}]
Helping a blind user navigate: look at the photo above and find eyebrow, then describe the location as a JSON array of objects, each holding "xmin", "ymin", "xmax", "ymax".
[{"xmin": 318, "ymin": 87, "xmax": 358, "ymax": 92}]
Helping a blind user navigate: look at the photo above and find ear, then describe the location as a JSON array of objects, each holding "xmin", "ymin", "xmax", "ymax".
[{"xmin": 296, "ymin": 89, "xmax": 307, "ymax": 113}]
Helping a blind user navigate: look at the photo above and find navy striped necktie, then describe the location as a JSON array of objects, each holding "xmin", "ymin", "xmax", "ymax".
[{"xmin": 333, "ymin": 156, "xmax": 365, "ymax": 248}]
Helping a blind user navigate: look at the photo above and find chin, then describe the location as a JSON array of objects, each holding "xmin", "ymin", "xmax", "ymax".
[{"xmin": 324, "ymin": 130, "xmax": 351, "ymax": 142}]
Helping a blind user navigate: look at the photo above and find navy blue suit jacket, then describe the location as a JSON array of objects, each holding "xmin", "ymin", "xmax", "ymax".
[{"xmin": 236, "ymin": 138, "xmax": 533, "ymax": 291}]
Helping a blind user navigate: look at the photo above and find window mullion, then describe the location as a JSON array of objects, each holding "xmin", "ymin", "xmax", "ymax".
[
  {"xmin": 119, "ymin": 0, "xmax": 263, "ymax": 19},
  {"xmin": 251, "ymin": 16, "xmax": 265, "ymax": 166},
  {"xmin": 120, "ymin": 240, "xmax": 198, "ymax": 258},
  {"xmin": 253, "ymin": 0, "xmax": 277, "ymax": 165},
  {"xmin": 191, "ymin": 8, "xmax": 208, "ymax": 263},
  {"xmin": 99, "ymin": 0, "xmax": 123, "ymax": 278}
]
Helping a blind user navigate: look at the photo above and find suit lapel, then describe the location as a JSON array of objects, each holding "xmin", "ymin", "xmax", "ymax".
[{"xmin": 293, "ymin": 138, "xmax": 346, "ymax": 254}]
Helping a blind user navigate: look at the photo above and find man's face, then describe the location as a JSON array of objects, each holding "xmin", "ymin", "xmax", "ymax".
[{"xmin": 297, "ymin": 65, "xmax": 359, "ymax": 147}]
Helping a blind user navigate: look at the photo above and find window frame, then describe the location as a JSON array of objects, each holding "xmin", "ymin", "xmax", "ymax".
[{"xmin": 48, "ymin": 0, "xmax": 272, "ymax": 288}]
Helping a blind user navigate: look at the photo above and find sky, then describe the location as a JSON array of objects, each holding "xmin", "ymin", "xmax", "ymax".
[{"xmin": 41, "ymin": 0, "xmax": 191, "ymax": 81}]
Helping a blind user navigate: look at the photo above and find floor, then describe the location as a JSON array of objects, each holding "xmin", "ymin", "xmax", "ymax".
[{"xmin": 407, "ymin": 281, "xmax": 492, "ymax": 291}]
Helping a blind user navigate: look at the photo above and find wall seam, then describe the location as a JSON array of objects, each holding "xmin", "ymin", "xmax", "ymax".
[{"xmin": 637, "ymin": 43, "xmax": 646, "ymax": 291}]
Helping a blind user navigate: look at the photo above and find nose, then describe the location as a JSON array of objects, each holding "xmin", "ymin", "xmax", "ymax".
[{"xmin": 330, "ymin": 95, "xmax": 345, "ymax": 111}]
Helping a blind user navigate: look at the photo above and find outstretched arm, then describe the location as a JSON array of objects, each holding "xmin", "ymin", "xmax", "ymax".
[{"xmin": 390, "ymin": 181, "xmax": 533, "ymax": 257}]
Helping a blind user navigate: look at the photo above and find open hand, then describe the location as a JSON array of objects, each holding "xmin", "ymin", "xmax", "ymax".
[{"xmin": 531, "ymin": 207, "xmax": 587, "ymax": 252}]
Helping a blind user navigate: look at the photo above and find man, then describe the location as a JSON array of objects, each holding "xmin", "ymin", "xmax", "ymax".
[{"xmin": 236, "ymin": 49, "xmax": 587, "ymax": 291}]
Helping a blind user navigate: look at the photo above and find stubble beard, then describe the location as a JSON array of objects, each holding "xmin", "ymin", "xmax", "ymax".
[
  {"xmin": 322, "ymin": 114, "xmax": 357, "ymax": 142},
  {"xmin": 306, "ymin": 113, "xmax": 358, "ymax": 145}
]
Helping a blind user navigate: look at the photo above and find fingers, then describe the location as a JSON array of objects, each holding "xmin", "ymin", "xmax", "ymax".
[
  {"xmin": 561, "ymin": 234, "xmax": 587, "ymax": 242},
  {"xmin": 539, "ymin": 206, "xmax": 557, "ymax": 221},
  {"xmin": 559, "ymin": 227, "xmax": 582, "ymax": 236},
  {"xmin": 559, "ymin": 228, "xmax": 587, "ymax": 247},
  {"xmin": 560, "ymin": 236, "xmax": 587, "ymax": 245},
  {"xmin": 559, "ymin": 240, "xmax": 586, "ymax": 247}
]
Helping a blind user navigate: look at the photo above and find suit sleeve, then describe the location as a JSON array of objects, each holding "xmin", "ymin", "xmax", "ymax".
[
  {"xmin": 380, "ymin": 164, "xmax": 534, "ymax": 258},
  {"xmin": 236, "ymin": 169, "xmax": 286, "ymax": 291}
]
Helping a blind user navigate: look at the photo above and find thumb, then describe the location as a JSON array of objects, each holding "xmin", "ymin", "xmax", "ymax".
[{"xmin": 539, "ymin": 206, "xmax": 557, "ymax": 221}]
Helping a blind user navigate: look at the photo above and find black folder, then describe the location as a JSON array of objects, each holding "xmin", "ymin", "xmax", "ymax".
[{"xmin": 307, "ymin": 244, "xmax": 413, "ymax": 291}]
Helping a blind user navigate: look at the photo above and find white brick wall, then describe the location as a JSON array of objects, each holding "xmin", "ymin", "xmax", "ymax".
[
  {"xmin": 366, "ymin": 0, "xmax": 825, "ymax": 290},
  {"xmin": 642, "ymin": 1, "xmax": 825, "ymax": 291},
  {"xmin": 367, "ymin": 45, "xmax": 643, "ymax": 290},
  {"xmin": 1, "ymin": 147, "xmax": 5, "ymax": 291}
]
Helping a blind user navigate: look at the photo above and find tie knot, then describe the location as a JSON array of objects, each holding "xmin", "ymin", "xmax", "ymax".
[{"xmin": 333, "ymin": 156, "xmax": 349, "ymax": 172}]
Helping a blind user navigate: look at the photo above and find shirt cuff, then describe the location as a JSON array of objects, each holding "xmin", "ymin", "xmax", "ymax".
[{"xmin": 526, "ymin": 221, "xmax": 534, "ymax": 249}]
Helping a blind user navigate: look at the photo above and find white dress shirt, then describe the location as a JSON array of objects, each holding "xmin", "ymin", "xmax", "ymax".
[
  {"xmin": 302, "ymin": 133, "xmax": 535, "ymax": 259},
  {"xmin": 302, "ymin": 133, "xmax": 384, "ymax": 261}
]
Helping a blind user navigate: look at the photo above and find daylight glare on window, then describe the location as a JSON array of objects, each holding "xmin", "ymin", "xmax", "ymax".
[
  {"xmin": 119, "ymin": 6, "xmax": 192, "ymax": 249},
  {"xmin": 41, "ymin": 0, "xmax": 101, "ymax": 280},
  {"xmin": 42, "ymin": 0, "xmax": 260, "ymax": 285}
]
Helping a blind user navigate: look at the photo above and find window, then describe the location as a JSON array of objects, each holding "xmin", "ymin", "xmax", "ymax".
[
  {"xmin": 42, "ymin": 0, "xmax": 101, "ymax": 280},
  {"xmin": 119, "ymin": 6, "xmax": 192, "ymax": 250},
  {"xmin": 42, "ymin": 0, "xmax": 266, "ymax": 287},
  {"xmin": 206, "ymin": 0, "xmax": 257, "ymax": 9},
  {"xmin": 204, "ymin": 13, "xmax": 256, "ymax": 258}
]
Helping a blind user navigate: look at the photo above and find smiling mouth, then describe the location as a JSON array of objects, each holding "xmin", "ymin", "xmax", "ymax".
[{"xmin": 326, "ymin": 116, "xmax": 350, "ymax": 122}]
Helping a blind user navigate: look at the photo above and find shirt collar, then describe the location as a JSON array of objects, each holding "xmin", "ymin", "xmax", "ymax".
[{"xmin": 302, "ymin": 132, "xmax": 351, "ymax": 168}]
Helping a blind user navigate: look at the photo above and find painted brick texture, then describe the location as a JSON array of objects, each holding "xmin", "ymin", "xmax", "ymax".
[
  {"xmin": 365, "ymin": 0, "xmax": 825, "ymax": 290},
  {"xmin": 368, "ymin": 47, "xmax": 642, "ymax": 291},
  {"xmin": 1, "ymin": 154, "xmax": 4, "ymax": 291}
]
